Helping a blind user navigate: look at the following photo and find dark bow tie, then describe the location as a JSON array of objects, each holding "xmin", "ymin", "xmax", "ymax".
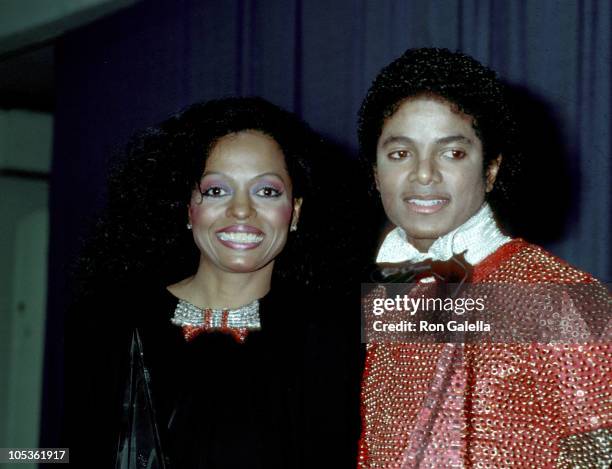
[{"xmin": 368, "ymin": 251, "xmax": 473, "ymax": 298}]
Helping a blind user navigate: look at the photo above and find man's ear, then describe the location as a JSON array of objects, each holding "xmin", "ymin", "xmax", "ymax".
[
  {"xmin": 290, "ymin": 197, "xmax": 303, "ymax": 232},
  {"xmin": 485, "ymin": 155, "xmax": 502, "ymax": 192},
  {"xmin": 373, "ymin": 165, "xmax": 380, "ymax": 192}
]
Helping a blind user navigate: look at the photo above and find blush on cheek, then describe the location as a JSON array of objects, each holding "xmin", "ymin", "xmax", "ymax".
[
  {"xmin": 188, "ymin": 204, "xmax": 199, "ymax": 222},
  {"xmin": 188, "ymin": 202, "xmax": 211, "ymax": 224},
  {"xmin": 279, "ymin": 202, "xmax": 294, "ymax": 223},
  {"xmin": 264, "ymin": 200, "xmax": 294, "ymax": 226}
]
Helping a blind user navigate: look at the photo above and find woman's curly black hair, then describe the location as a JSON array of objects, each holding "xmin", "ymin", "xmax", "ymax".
[
  {"xmin": 358, "ymin": 48, "xmax": 522, "ymax": 211},
  {"xmin": 74, "ymin": 97, "xmax": 324, "ymax": 298}
]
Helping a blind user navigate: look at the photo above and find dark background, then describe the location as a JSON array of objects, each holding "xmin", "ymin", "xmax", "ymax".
[{"xmin": 43, "ymin": 0, "xmax": 611, "ymax": 451}]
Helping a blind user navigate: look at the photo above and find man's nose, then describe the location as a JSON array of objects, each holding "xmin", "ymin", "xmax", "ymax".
[
  {"xmin": 227, "ymin": 191, "xmax": 254, "ymax": 219},
  {"xmin": 410, "ymin": 157, "xmax": 440, "ymax": 185}
]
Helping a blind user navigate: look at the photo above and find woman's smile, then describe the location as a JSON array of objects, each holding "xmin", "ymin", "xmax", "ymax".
[{"xmin": 215, "ymin": 224, "xmax": 265, "ymax": 250}]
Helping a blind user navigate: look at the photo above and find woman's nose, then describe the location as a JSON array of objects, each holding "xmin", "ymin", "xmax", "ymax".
[{"xmin": 226, "ymin": 191, "xmax": 254, "ymax": 219}]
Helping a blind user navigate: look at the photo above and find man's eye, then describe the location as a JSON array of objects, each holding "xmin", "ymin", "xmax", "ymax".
[
  {"xmin": 442, "ymin": 149, "xmax": 467, "ymax": 160},
  {"xmin": 201, "ymin": 186, "xmax": 229, "ymax": 197},
  {"xmin": 388, "ymin": 150, "xmax": 410, "ymax": 160},
  {"xmin": 255, "ymin": 186, "xmax": 282, "ymax": 198}
]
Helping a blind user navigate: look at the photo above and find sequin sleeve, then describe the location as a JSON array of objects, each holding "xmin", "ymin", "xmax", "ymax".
[{"xmin": 531, "ymin": 343, "xmax": 611, "ymax": 467}]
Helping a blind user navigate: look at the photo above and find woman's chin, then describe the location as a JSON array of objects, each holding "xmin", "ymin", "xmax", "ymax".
[
  {"xmin": 200, "ymin": 249, "xmax": 278, "ymax": 275},
  {"xmin": 216, "ymin": 259, "xmax": 272, "ymax": 275}
]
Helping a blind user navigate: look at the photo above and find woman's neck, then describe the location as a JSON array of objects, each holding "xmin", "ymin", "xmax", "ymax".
[{"xmin": 167, "ymin": 260, "xmax": 273, "ymax": 309}]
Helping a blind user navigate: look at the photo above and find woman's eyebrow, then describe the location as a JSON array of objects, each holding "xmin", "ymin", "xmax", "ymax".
[
  {"xmin": 200, "ymin": 171, "xmax": 226, "ymax": 178},
  {"xmin": 253, "ymin": 172, "xmax": 284, "ymax": 179}
]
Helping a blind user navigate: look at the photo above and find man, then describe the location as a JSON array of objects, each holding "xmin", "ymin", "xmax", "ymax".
[{"xmin": 357, "ymin": 48, "xmax": 610, "ymax": 468}]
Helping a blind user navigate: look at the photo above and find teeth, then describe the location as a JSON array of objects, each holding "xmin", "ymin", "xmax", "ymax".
[
  {"xmin": 409, "ymin": 199, "xmax": 445, "ymax": 206},
  {"xmin": 217, "ymin": 232, "xmax": 264, "ymax": 243}
]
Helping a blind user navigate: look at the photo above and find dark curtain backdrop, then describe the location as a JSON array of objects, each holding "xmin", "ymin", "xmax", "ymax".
[{"xmin": 42, "ymin": 0, "xmax": 611, "ymax": 450}]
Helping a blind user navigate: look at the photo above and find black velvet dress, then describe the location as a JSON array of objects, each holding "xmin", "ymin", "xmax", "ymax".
[{"xmin": 65, "ymin": 282, "xmax": 361, "ymax": 468}]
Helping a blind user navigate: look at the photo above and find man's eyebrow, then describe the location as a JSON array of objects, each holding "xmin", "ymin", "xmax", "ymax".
[
  {"xmin": 379, "ymin": 135, "xmax": 473, "ymax": 147},
  {"xmin": 379, "ymin": 135, "xmax": 415, "ymax": 147},
  {"xmin": 435, "ymin": 135, "xmax": 473, "ymax": 145}
]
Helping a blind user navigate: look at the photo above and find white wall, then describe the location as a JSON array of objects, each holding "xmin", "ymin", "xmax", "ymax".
[
  {"xmin": 0, "ymin": 110, "xmax": 52, "ymax": 171},
  {"xmin": 0, "ymin": 110, "xmax": 52, "ymax": 463}
]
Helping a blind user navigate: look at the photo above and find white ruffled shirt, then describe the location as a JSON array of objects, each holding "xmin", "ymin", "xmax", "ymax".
[{"xmin": 376, "ymin": 203, "xmax": 511, "ymax": 266}]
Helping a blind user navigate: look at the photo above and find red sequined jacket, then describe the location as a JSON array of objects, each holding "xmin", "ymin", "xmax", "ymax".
[{"xmin": 358, "ymin": 239, "xmax": 611, "ymax": 468}]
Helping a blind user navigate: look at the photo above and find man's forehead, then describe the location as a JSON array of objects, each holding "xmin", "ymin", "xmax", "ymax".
[{"xmin": 378, "ymin": 98, "xmax": 480, "ymax": 145}]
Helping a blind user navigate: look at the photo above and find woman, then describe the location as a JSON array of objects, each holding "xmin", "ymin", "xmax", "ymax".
[{"xmin": 64, "ymin": 97, "xmax": 359, "ymax": 468}]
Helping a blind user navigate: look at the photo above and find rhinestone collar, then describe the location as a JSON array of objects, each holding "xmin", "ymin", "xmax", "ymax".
[
  {"xmin": 376, "ymin": 203, "xmax": 511, "ymax": 266},
  {"xmin": 170, "ymin": 298, "xmax": 261, "ymax": 343}
]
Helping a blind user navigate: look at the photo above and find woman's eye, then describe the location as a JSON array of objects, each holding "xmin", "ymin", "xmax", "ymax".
[
  {"xmin": 201, "ymin": 186, "xmax": 229, "ymax": 197},
  {"xmin": 255, "ymin": 186, "xmax": 282, "ymax": 198},
  {"xmin": 388, "ymin": 150, "xmax": 410, "ymax": 160},
  {"xmin": 442, "ymin": 149, "xmax": 467, "ymax": 160}
]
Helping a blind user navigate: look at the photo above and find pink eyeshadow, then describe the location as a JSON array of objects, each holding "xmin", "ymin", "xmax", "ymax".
[
  {"xmin": 199, "ymin": 178, "xmax": 230, "ymax": 191},
  {"xmin": 254, "ymin": 178, "xmax": 285, "ymax": 192}
]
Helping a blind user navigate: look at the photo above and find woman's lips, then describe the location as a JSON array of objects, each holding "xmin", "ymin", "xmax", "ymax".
[
  {"xmin": 215, "ymin": 225, "xmax": 265, "ymax": 250},
  {"xmin": 404, "ymin": 196, "xmax": 449, "ymax": 214}
]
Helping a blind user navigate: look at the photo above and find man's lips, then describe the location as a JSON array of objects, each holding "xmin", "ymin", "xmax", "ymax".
[
  {"xmin": 215, "ymin": 225, "xmax": 265, "ymax": 249},
  {"xmin": 403, "ymin": 195, "xmax": 450, "ymax": 214}
]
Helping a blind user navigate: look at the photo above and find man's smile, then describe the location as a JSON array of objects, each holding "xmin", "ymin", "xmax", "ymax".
[{"xmin": 403, "ymin": 195, "xmax": 450, "ymax": 214}]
